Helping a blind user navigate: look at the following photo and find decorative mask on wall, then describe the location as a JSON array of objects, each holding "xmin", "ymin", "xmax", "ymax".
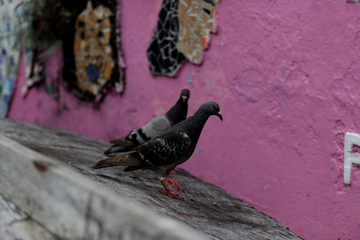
[
  {"xmin": 73, "ymin": 1, "xmax": 114, "ymax": 96},
  {"xmin": 63, "ymin": 0, "xmax": 126, "ymax": 101},
  {"xmin": 21, "ymin": 0, "xmax": 126, "ymax": 102},
  {"xmin": 147, "ymin": 0, "xmax": 218, "ymax": 77}
]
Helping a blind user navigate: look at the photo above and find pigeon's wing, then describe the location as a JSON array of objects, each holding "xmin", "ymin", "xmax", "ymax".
[{"xmin": 132, "ymin": 130, "xmax": 192, "ymax": 166}]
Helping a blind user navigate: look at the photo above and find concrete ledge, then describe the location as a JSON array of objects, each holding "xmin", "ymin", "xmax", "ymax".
[
  {"xmin": 0, "ymin": 119, "xmax": 301, "ymax": 239},
  {"xmin": 0, "ymin": 133, "xmax": 205, "ymax": 239}
]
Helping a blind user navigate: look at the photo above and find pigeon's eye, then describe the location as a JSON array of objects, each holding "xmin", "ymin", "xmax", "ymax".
[{"xmin": 212, "ymin": 105, "xmax": 217, "ymax": 111}]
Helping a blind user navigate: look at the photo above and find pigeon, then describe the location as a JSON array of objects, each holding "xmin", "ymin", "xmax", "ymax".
[
  {"xmin": 104, "ymin": 89, "xmax": 190, "ymax": 156},
  {"xmin": 92, "ymin": 101, "xmax": 223, "ymax": 199}
]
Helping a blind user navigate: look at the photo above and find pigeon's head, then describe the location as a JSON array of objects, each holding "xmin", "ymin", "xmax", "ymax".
[
  {"xmin": 180, "ymin": 89, "xmax": 190, "ymax": 102},
  {"xmin": 200, "ymin": 101, "xmax": 223, "ymax": 121}
]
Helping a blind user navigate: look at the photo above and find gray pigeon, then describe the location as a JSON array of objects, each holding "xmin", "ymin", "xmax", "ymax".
[
  {"xmin": 104, "ymin": 89, "xmax": 190, "ymax": 156},
  {"xmin": 92, "ymin": 101, "xmax": 223, "ymax": 199}
]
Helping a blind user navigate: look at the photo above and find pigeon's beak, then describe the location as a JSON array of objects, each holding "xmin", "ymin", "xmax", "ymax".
[
  {"xmin": 182, "ymin": 96, "xmax": 188, "ymax": 102},
  {"xmin": 217, "ymin": 112, "xmax": 223, "ymax": 121}
]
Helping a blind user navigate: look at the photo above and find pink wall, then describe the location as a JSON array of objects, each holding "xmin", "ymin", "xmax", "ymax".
[{"xmin": 7, "ymin": 0, "xmax": 360, "ymax": 239}]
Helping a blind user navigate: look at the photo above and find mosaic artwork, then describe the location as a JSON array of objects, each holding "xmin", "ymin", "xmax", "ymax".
[
  {"xmin": 147, "ymin": 0, "xmax": 186, "ymax": 76},
  {"xmin": 147, "ymin": 0, "xmax": 218, "ymax": 77},
  {"xmin": 177, "ymin": 0, "xmax": 218, "ymax": 64},
  {"xmin": 0, "ymin": 0, "xmax": 23, "ymax": 117},
  {"xmin": 62, "ymin": 0, "xmax": 126, "ymax": 101}
]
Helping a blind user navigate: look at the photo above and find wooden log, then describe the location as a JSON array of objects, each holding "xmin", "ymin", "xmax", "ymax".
[
  {"xmin": 0, "ymin": 119, "xmax": 301, "ymax": 240},
  {"xmin": 0, "ymin": 193, "xmax": 57, "ymax": 240}
]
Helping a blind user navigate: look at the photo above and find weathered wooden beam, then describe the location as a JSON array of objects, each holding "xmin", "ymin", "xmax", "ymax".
[
  {"xmin": 0, "ymin": 193, "xmax": 57, "ymax": 240},
  {"xmin": 0, "ymin": 130, "xmax": 206, "ymax": 239},
  {"xmin": 0, "ymin": 119, "xmax": 301, "ymax": 239}
]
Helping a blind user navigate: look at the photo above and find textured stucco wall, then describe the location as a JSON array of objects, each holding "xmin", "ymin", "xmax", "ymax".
[{"xmin": 7, "ymin": 1, "xmax": 360, "ymax": 239}]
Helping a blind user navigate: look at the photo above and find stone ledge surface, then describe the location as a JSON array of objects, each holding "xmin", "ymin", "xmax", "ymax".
[{"xmin": 0, "ymin": 119, "xmax": 301, "ymax": 240}]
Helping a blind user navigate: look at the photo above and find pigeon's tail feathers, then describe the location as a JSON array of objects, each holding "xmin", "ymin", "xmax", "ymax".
[
  {"xmin": 91, "ymin": 153, "xmax": 138, "ymax": 169},
  {"xmin": 91, "ymin": 159, "xmax": 116, "ymax": 169},
  {"xmin": 104, "ymin": 145, "xmax": 134, "ymax": 156},
  {"xmin": 124, "ymin": 165, "xmax": 145, "ymax": 172},
  {"xmin": 109, "ymin": 138, "xmax": 135, "ymax": 146},
  {"xmin": 104, "ymin": 138, "xmax": 137, "ymax": 156}
]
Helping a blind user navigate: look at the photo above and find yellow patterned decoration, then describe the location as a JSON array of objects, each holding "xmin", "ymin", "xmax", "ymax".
[
  {"xmin": 177, "ymin": 0, "xmax": 218, "ymax": 64},
  {"xmin": 74, "ymin": 1, "xmax": 114, "ymax": 95}
]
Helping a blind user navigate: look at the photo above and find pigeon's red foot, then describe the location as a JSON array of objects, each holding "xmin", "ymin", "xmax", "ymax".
[
  {"xmin": 170, "ymin": 170, "xmax": 177, "ymax": 174},
  {"xmin": 160, "ymin": 189, "xmax": 182, "ymax": 199},
  {"xmin": 162, "ymin": 178, "xmax": 182, "ymax": 191},
  {"xmin": 160, "ymin": 178, "xmax": 183, "ymax": 199}
]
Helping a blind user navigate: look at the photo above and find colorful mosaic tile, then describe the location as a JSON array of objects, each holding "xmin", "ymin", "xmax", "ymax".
[
  {"xmin": 62, "ymin": 0, "xmax": 126, "ymax": 101},
  {"xmin": 177, "ymin": 0, "xmax": 218, "ymax": 64},
  {"xmin": 147, "ymin": 0, "xmax": 218, "ymax": 77},
  {"xmin": 0, "ymin": 0, "xmax": 23, "ymax": 117}
]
